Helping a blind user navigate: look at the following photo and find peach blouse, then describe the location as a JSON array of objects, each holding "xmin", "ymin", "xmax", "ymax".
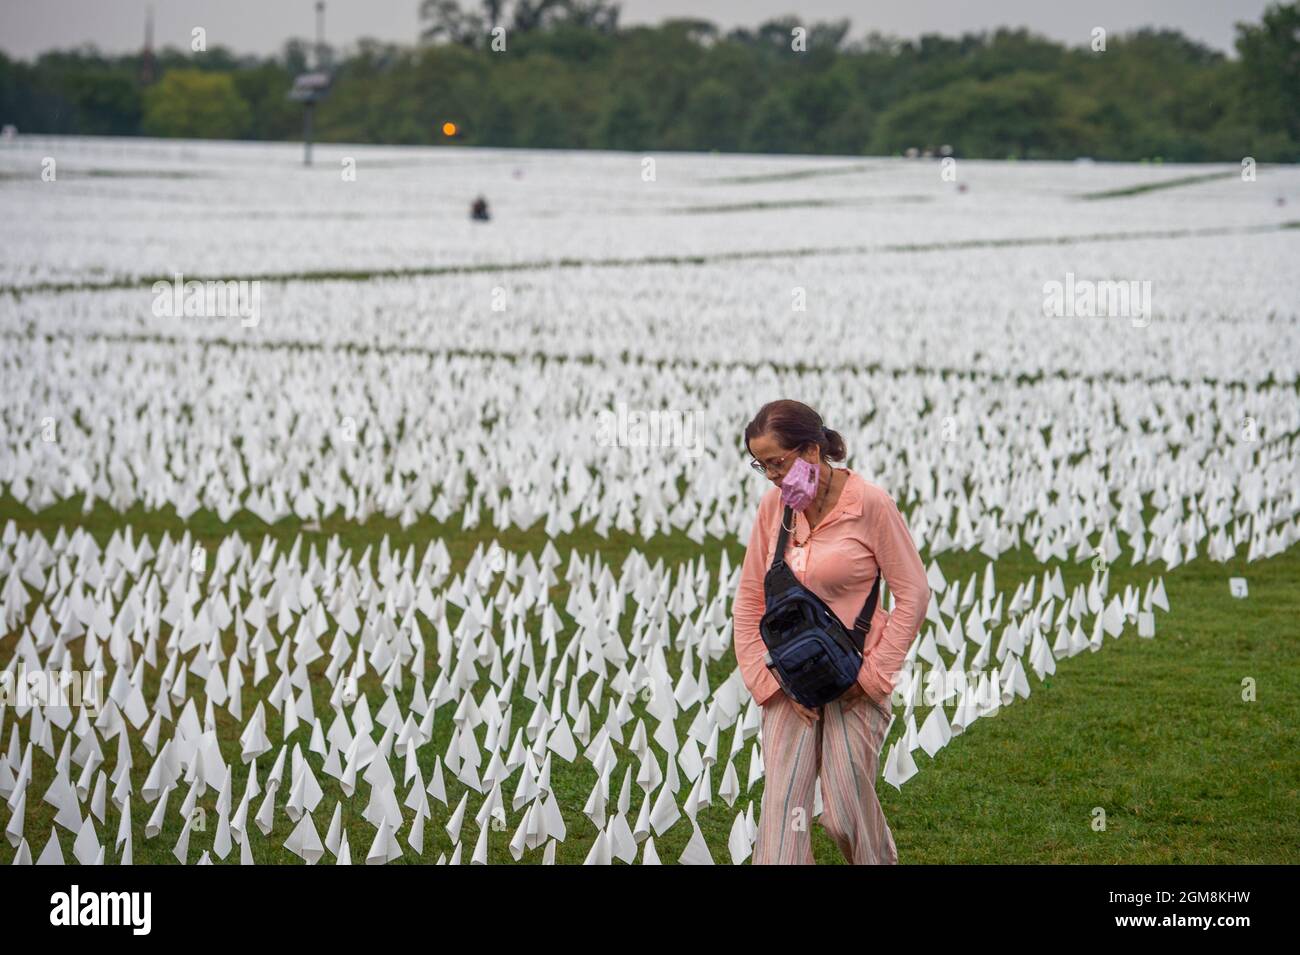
[{"xmin": 732, "ymin": 467, "xmax": 931, "ymax": 708}]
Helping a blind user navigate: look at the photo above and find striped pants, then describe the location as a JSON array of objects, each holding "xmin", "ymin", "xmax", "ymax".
[{"xmin": 753, "ymin": 690, "xmax": 898, "ymax": 865}]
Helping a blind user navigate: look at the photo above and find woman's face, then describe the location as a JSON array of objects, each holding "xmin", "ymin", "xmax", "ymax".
[{"xmin": 748, "ymin": 432, "xmax": 821, "ymax": 488}]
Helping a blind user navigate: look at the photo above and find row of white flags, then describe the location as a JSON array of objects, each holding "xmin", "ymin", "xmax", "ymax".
[{"xmin": 5, "ymin": 330, "xmax": 1297, "ymax": 569}]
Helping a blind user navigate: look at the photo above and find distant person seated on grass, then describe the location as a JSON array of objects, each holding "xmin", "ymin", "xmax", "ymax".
[{"xmin": 470, "ymin": 196, "xmax": 490, "ymax": 221}]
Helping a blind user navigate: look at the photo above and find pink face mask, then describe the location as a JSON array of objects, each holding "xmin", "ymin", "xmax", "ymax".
[{"xmin": 780, "ymin": 457, "xmax": 819, "ymax": 512}]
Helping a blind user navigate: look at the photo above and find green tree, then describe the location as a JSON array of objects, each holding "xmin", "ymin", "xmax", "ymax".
[
  {"xmin": 1235, "ymin": 1, "xmax": 1300, "ymax": 148},
  {"xmin": 682, "ymin": 78, "xmax": 744, "ymax": 151},
  {"xmin": 872, "ymin": 71, "xmax": 1095, "ymax": 159},
  {"xmin": 56, "ymin": 68, "xmax": 141, "ymax": 134},
  {"xmin": 820, "ymin": 99, "xmax": 872, "ymax": 154},
  {"xmin": 745, "ymin": 89, "xmax": 797, "ymax": 153},
  {"xmin": 2, "ymin": 7, "xmax": 1296, "ymax": 161},
  {"xmin": 788, "ymin": 71, "xmax": 851, "ymax": 152},
  {"xmin": 599, "ymin": 89, "xmax": 652, "ymax": 150},
  {"xmin": 232, "ymin": 63, "xmax": 297, "ymax": 140},
  {"xmin": 142, "ymin": 69, "xmax": 251, "ymax": 138}
]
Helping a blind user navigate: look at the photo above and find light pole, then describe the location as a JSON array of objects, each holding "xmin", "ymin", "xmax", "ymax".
[{"xmin": 288, "ymin": 2, "xmax": 331, "ymax": 166}]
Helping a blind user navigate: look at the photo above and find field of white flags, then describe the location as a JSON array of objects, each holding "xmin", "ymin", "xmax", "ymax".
[{"xmin": 1, "ymin": 136, "xmax": 1298, "ymax": 864}]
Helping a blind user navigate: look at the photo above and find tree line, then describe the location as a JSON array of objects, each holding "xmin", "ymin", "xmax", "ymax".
[{"xmin": 0, "ymin": 0, "xmax": 1296, "ymax": 161}]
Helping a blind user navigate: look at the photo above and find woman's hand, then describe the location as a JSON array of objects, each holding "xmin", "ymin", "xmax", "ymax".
[{"xmin": 838, "ymin": 681, "xmax": 866, "ymax": 704}]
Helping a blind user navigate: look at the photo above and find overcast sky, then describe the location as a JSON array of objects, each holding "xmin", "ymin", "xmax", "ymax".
[{"xmin": 0, "ymin": 0, "xmax": 1274, "ymax": 60}]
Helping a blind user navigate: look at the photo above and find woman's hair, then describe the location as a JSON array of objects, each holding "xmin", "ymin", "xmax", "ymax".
[{"xmin": 744, "ymin": 399, "xmax": 847, "ymax": 463}]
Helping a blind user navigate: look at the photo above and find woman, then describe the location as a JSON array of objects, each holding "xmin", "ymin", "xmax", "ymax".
[{"xmin": 733, "ymin": 399, "xmax": 930, "ymax": 865}]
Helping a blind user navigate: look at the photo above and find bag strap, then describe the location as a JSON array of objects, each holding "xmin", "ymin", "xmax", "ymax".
[
  {"xmin": 849, "ymin": 573, "xmax": 882, "ymax": 651},
  {"xmin": 772, "ymin": 504, "xmax": 882, "ymax": 651},
  {"xmin": 770, "ymin": 504, "xmax": 794, "ymax": 570}
]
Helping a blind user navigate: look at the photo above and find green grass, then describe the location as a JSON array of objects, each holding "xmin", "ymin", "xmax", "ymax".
[
  {"xmin": 892, "ymin": 548, "xmax": 1299, "ymax": 863},
  {"xmin": 1, "ymin": 496, "xmax": 1296, "ymax": 864},
  {"xmin": 669, "ymin": 196, "xmax": 932, "ymax": 214},
  {"xmin": 698, "ymin": 162, "xmax": 882, "ymax": 185},
  {"xmin": 1078, "ymin": 170, "xmax": 1238, "ymax": 200},
  {"xmin": 0, "ymin": 168, "xmax": 206, "ymax": 182}
]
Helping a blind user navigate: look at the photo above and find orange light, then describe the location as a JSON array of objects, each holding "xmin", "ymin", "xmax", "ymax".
[{"xmin": 442, "ymin": 122, "xmax": 457, "ymax": 137}]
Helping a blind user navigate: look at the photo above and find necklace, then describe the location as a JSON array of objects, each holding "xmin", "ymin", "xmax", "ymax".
[{"xmin": 791, "ymin": 465, "xmax": 835, "ymax": 547}]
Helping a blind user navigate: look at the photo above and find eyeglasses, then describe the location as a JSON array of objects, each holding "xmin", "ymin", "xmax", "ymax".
[{"xmin": 749, "ymin": 448, "xmax": 798, "ymax": 476}]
